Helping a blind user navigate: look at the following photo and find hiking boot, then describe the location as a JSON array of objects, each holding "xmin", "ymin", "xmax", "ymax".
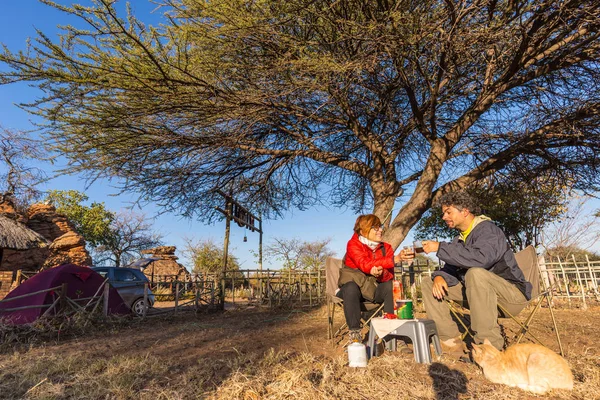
[
  {"xmin": 348, "ymin": 329, "xmax": 363, "ymax": 343},
  {"xmin": 441, "ymin": 337, "xmax": 467, "ymax": 358}
]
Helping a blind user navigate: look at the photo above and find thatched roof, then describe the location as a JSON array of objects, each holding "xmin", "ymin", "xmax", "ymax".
[{"xmin": 0, "ymin": 214, "xmax": 49, "ymax": 250}]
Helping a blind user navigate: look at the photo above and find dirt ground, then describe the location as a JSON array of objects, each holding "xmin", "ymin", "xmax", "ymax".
[{"xmin": 1, "ymin": 301, "xmax": 599, "ymax": 399}]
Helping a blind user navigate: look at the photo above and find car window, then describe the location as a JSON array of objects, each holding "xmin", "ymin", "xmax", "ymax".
[
  {"xmin": 95, "ymin": 271, "xmax": 108, "ymax": 278},
  {"xmin": 93, "ymin": 269, "xmax": 109, "ymax": 278},
  {"xmin": 114, "ymin": 269, "xmax": 139, "ymax": 282}
]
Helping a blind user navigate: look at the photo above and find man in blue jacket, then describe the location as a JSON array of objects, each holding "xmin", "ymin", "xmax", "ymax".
[{"xmin": 421, "ymin": 191, "xmax": 532, "ymax": 355}]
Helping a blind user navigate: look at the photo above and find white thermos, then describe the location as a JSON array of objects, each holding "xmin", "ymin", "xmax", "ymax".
[{"xmin": 347, "ymin": 342, "xmax": 368, "ymax": 367}]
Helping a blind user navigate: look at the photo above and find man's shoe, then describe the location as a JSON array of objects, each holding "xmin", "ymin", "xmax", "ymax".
[{"xmin": 441, "ymin": 337, "xmax": 467, "ymax": 358}]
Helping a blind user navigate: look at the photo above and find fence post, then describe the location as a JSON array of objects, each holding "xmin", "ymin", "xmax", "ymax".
[
  {"xmin": 219, "ymin": 275, "xmax": 224, "ymax": 309},
  {"xmin": 267, "ymin": 270, "xmax": 272, "ymax": 308},
  {"xmin": 309, "ymin": 269, "xmax": 312, "ymax": 307},
  {"xmin": 175, "ymin": 281, "xmax": 180, "ymax": 314},
  {"xmin": 585, "ymin": 254, "xmax": 599, "ymax": 296},
  {"xmin": 557, "ymin": 257, "xmax": 571, "ymax": 307},
  {"xmin": 298, "ymin": 271, "xmax": 302, "ymax": 304},
  {"xmin": 59, "ymin": 282, "xmax": 68, "ymax": 313},
  {"xmin": 103, "ymin": 282, "xmax": 110, "ymax": 316},
  {"xmin": 317, "ymin": 267, "xmax": 322, "ymax": 302},
  {"xmin": 409, "ymin": 264, "xmax": 416, "ymax": 300},
  {"xmin": 231, "ymin": 272, "xmax": 235, "ymax": 306},
  {"xmin": 258, "ymin": 269, "xmax": 263, "ymax": 307},
  {"xmin": 572, "ymin": 255, "xmax": 587, "ymax": 310}
]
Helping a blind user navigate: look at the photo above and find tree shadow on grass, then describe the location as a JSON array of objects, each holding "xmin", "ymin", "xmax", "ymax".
[{"xmin": 428, "ymin": 362, "xmax": 468, "ymax": 400}]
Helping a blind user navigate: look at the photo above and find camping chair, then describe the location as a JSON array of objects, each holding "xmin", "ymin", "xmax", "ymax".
[
  {"xmin": 445, "ymin": 246, "xmax": 564, "ymax": 356},
  {"xmin": 325, "ymin": 257, "xmax": 384, "ymax": 344}
]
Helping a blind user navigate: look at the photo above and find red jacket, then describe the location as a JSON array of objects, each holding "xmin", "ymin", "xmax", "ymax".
[{"xmin": 345, "ymin": 233, "xmax": 395, "ymax": 283}]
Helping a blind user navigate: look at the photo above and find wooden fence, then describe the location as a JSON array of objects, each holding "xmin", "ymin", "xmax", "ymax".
[
  {"xmin": 171, "ymin": 259, "xmax": 439, "ymax": 309},
  {"xmin": 0, "ymin": 278, "xmax": 123, "ymax": 322},
  {"xmin": 537, "ymin": 256, "xmax": 600, "ymax": 307},
  {"xmin": 182, "ymin": 255, "xmax": 600, "ymax": 309},
  {"xmin": 145, "ymin": 277, "xmax": 218, "ymax": 315}
]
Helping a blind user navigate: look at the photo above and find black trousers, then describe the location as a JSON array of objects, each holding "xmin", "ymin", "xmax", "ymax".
[{"xmin": 337, "ymin": 279, "xmax": 393, "ymax": 330}]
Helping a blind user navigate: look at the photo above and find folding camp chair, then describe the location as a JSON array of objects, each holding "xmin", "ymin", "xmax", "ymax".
[
  {"xmin": 445, "ymin": 246, "xmax": 564, "ymax": 356},
  {"xmin": 498, "ymin": 245, "xmax": 564, "ymax": 355},
  {"xmin": 325, "ymin": 257, "xmax": 384, "ymax": 344}
]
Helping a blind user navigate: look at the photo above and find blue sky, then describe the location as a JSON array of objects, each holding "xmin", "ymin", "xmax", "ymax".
[{"xmin": 0, "ymin": 0, "xmax": 421, "ymax": 269}]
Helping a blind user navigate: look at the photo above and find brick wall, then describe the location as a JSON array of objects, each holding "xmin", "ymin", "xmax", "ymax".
[{"xmin": 0, "ymin": 271, "xmax": 15, "ymax": 299}]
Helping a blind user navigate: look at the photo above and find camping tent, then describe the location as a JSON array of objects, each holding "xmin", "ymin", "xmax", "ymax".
[{"xmin": 0, "ymin": 264, "xmax": 129, "ymax": 324}]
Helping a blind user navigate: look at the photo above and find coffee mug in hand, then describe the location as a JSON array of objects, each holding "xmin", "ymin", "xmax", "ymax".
[{"xmin": 413, "ymin": 240, "xmax": 424, "ymax": 253}]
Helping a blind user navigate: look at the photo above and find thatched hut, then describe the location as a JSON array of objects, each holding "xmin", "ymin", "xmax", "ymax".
[
  {"xmin": 0, "ymin": 214, "xmax": 49, "ymax": 268},
  {"xmin": 139, "ymin": 246, "xmax": 190, "ymax": 285}
]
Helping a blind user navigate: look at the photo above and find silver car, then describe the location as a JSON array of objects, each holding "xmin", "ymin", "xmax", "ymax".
[{"xmin": 91, "ymin": 267, "xmax": 155, "ymax": 316}]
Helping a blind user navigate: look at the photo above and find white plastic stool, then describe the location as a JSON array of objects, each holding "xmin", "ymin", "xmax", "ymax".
[{"xmin": 367, "ymin": 319, "xmax": 442, "ymax": 364}]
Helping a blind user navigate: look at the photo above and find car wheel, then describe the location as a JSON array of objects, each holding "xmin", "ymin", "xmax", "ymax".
[{"xmin": 131, "ymin": 298, "xmax": 148, "ymax": 316}]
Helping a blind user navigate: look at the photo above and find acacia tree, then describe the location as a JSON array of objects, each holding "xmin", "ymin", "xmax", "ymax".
[
  {"xmin": 265, "ymin": 237, "xmax": 334, "ymax": 270},
  {"xmin": 300, "ymin": 238, "xmax": 336, "ymax": 271},
  {"xmin": 2, "ymin": 0, "xmax": 600, "ymax": 249},
  {"xmin": 94, "ymin": 210, "xmax": 164, "ymax": 267},
  {"xmin": 0, "ymin": 127, "xmax": 47, "ymax": 209},
  {"xmin": 183, "ymin": 237, "xmax": 240, "ymax": 274},
  {"xmin": 265, "ymin": 238, "xmax": 305, "ymax": 270}
]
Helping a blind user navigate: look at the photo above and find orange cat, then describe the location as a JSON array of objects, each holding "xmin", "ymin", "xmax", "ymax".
[{"xmin": 471, "ymin": 339, "xmax": 573, "ymax": 395}]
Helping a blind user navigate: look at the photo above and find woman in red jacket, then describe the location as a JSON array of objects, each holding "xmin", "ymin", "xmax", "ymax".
[{"xmin": 338, "ymin": 214, "xmax": 414, "ymax": 342}]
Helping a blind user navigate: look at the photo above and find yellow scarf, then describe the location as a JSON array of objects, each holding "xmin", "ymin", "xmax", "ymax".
[{"xmin": 459, "ymin": 215, "xmax": 491, "ymax": 242}]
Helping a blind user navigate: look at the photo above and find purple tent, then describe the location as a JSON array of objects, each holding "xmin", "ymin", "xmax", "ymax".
[{"xmin": 0, "ymin": 264, "xmax": 129, "ymax": 324}]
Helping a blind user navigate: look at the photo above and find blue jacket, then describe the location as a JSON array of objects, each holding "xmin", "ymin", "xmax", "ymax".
[{"xmin": 432, "ymin": 220, "xmax": 532, "ymax": 300}]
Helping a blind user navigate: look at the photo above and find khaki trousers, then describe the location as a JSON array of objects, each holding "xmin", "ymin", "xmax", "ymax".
[{"xmin": 421, "ymin": 268, "xmax": 528, "ymax": 350}]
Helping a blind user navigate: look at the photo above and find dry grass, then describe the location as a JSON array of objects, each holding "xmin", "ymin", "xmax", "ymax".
[
  {"xmin": 0, "ymin": 312, "xmax": 134, "ymax": 352},
  {"xmin": 0, "ymin": 305, "xmax": 598, "ymax": 399}
]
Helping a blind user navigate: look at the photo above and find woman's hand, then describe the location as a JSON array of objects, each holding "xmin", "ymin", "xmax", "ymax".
[
  {"xmin": 395, "ymin": 247, "xmax": 415, "ymax": 264},
  {"xmin": 370, "ymin": 266, "xmax": 383, "ymax": 277}
]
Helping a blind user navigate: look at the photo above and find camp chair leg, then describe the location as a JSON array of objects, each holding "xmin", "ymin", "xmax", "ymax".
[
  {"xmin": 498, "ymin": 303, "xmax": 545, "ymax": 347},
  {"xmin": 546, "ymin": 295, "xmax": 565, "ymax": 357},
  {"xmin": 330, "ymin": 303, "xmax": 385, "ymax": 346},
  {"xmin": 513, "ymin": 300, "xmax": 542, "ymax": 344},
  {"xmin": 445, "ymin": 299, "xmax": 474, "ymax": 341},
  {"xmin": 362, "ymin": 303, "xmax": 385, "ymax": 328}
]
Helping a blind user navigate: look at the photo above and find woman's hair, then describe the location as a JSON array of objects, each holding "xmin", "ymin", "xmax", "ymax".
[{"xmin": 353, "ymin": 214, "xmax": 382, "ymax": 236}]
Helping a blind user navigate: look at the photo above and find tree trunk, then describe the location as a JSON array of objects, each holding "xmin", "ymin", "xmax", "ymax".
[{"xmin": 382, "ymin": 140, "xmax": 450, "ymax": 249}]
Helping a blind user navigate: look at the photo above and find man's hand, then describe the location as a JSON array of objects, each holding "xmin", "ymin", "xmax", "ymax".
[
  {"xmin": 432, "ymin": 276, "xmax": 448, "ymax": 300},
  {"xmin": 422, "ymin": 240, "xmax": 440, "ymax": 254},
  {"xmin": 370, "ymin": 266, "xmax": 383, "ymax": 277}
]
